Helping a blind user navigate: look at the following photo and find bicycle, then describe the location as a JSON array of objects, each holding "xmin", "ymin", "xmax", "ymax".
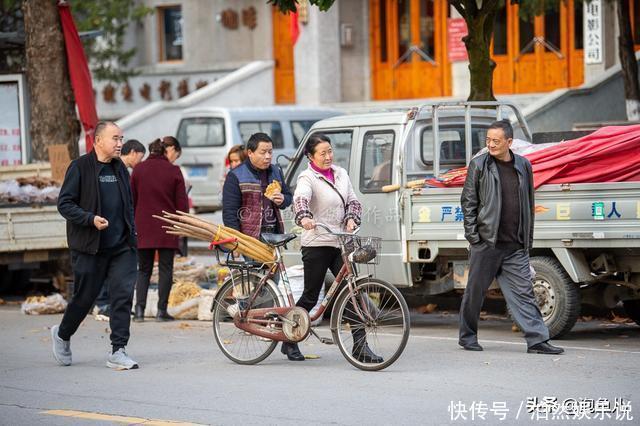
[{"xmin": 208, "ymin": 223, "xmax": 410, "ymax": 371}]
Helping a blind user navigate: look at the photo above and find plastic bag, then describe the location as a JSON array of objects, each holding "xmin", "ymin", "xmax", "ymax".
[
  {"xmin": 0, "ymin": 180, "xmax": 22, "ymax": 203},
  {"xmin": 21, "ymin": 293, "xmax": 67, "ymax": 315},
  {"xmin": 197, "ymin": 289, "xmax": 217, "ymax": 321},
  {"xmin": 287, "ymin": 265, "xmax": 324, "ymax": 326}
]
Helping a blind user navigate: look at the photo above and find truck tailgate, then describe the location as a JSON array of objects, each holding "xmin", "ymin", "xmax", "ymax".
[
  {"xmin": 0, "ymin": 205, "xmax": 67, "ymax": 253},
  {"xmin": 406, "ymin": 182, "xmax": 640, "ymax": 250}
]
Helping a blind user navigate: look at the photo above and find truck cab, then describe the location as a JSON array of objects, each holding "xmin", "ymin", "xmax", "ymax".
[{"xmin": 283, "ymin": 102, "xmax": 640, "ymax": 338}]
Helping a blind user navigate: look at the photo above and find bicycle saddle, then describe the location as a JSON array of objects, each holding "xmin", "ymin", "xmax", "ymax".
[{"xmin": 261, "ymin": 233, "xmax": 297, "ymax": 247}]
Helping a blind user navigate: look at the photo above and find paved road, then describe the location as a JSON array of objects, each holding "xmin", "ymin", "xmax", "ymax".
[{"xmin": 1, "ymin": 305, "xmax": 638, "ymax": 425}]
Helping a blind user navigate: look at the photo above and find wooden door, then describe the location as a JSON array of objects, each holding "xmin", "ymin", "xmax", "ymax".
[
  {"xmin": 370, "ymin": 0, "xmax": 450, "ymax": 100},
  {"xmin": 494, "ymin": 2, "xmax": 580, "ymax": 94},
  {"xmin": 272, "ymin": 7, "xmax": 295, "ymax": 104},
  {"xmin": 540, "ymin": 6, "xmax": 569, "ymax": 91},
  {"xmin": 513, "ymin": 10, "xmax": 541, "ymax": 93},
  {"xmin": 492, "ymin": 4, "xmax": 513, "ymax": 94},
  {"xmin": 568, "ymin": 0, "xmax": 584, "ymax": 87}
]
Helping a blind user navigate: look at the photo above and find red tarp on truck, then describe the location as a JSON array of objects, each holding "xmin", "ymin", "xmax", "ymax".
[{"xmin": 427, "ymin": 125, "xmax": 640, "ymax": 189}]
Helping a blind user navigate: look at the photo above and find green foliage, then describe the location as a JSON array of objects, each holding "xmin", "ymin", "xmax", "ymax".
[
  {"xmin": 267, "ymin": 0, "xmax": 336, "ymax": 13},
  {"xmin": 71, "ymin": 0, "xmax": 152, "ymax": 83},
  {"xmin": 0, "ymin": 0, "xmax": 24, "ymax": 71}
]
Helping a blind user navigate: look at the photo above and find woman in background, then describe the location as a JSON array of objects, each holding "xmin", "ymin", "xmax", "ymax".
[{"xmin": 131, "ymin": 138, "xmax": 189, "ymax": 322}]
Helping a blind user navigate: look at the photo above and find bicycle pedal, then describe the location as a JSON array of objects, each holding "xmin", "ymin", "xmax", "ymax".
[{"xmin": 309, "ymin": 328, "xmax": 333, "ymax": 345}]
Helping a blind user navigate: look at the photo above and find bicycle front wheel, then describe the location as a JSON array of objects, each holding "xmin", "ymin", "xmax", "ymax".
[
  {"xmin": 212, "ymin": 273, "xmax": 282, "ymax": 365},
  {"xmin": 331, "ymin": 278, "xmax": 410, "ymax": 371}
]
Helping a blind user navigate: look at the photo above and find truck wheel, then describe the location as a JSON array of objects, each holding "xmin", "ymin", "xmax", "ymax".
[
  {"xmin": 529, "ymin": 256, "xmax": 580, "ymax": 339},
  {"xmin": 622, "ymin": 300, "xmax": 640, "ymax": 326}
]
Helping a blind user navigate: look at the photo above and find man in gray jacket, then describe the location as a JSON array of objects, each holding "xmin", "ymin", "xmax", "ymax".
[{"xmin": 458, "ymin": 119, "xmax": 563, "ymax": 355}]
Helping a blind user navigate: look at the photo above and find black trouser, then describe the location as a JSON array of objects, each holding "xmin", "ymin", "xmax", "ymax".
[
  {"xmin": 297, "ymin": 246, "xmax": 361, "ymax": 326},
  {"xmin": 297, "ymin": 246, "xmax": 342, "ymax": 312},
  {"xmin": 94, "ymin": 282, "xmax": 109, "ymax": 309},
  {"xmin": 459, "ymin": 242, "xmax": 549, "ymax": 347},
  {"xmin": 135, "ymin": 248, "xmax": 175, "ymax": 312},
  {"xmin": 58, "ymin": 244, "xmax": 137, "ymax": 347}
]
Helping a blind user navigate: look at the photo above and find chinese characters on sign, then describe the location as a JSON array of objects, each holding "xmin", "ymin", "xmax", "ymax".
[
  {"xmin": 0, "ymin": 82, "xmax": 23, "ymax": 166},
  {"xmin": 449, "ymin": 397, "xmax": 633, "ymax": 422},
  {"xmin": 585, "ymin": 0, "xmax": 603, "ymax": 64},
  {"xmin": 447, "ymin": 18, "xmax": 468, "ymax": 62}
]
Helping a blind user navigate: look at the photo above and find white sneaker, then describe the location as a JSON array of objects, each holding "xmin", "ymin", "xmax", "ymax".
[
  {"xmin": 106, "ymin": 348, "xmax": 139, "ymax": 370},
  {"xmin": 51, "ymin": 325, "xmax": 72, "ymax": 366}
]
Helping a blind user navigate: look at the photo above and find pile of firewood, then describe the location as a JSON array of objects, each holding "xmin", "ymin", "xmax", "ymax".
[{"xmin": 155, "ymin": 211, "xmax": 275, "ymax": 263}]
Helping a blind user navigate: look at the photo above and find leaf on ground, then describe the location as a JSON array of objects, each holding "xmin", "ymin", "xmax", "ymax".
[
  {"xmin": 610, "ymin": 313, "xmax": 633, "ymax": 324},
  {"xmin": 416, "ymin": 303, "xmax": 437, "ymax": 314},
  {"xmin": 304, "ymin": 354, "xmax": 320, "ymax": 359},
  {"xmin": 511, "ymin": 324, "xmax": 521, "ymax": 332},
  {"xmin": 178, "ymin": 322, "xmax": 191, "ymax": 330}
]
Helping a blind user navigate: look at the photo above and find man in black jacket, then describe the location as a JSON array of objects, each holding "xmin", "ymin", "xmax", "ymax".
[
  {"xmin": 458, "ymin": 119, "xmax": 564, "ymax": 355},
  {"xmin": 51, "ymin": 121, "xmax": 139, "ymax": 370}
]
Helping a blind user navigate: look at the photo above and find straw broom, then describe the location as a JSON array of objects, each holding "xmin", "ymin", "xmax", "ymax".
[{"xmin": 154, "ymin": 211, "xmax": 276, "ymax": 263}]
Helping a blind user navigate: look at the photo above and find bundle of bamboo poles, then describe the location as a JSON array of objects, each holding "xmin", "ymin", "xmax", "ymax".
[{"xmin": 153, "ymin": 211, "xmax": 275, "ymax": 263}]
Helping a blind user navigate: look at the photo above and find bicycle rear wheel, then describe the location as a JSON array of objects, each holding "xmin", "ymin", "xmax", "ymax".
[
  {"xmin": 331, "ymin": 278, "xmax": 410, "ymax": 371},
  {"xmin": 212, "ymin": 273, "xmax": 282, "ymax": 365}
]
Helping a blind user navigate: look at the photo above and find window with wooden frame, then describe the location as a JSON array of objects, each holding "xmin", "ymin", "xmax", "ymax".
[{"xmin": 158, "ymin": 5, "xmax": 183, "ymax": 62}]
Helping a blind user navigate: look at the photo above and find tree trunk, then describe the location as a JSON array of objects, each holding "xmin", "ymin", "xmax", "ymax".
[
  {"xmin": 464, "ymin": 9, "xmax": 497, "ymax": 101},
  {"xmin": 23, "ymin": 0, "xmax": 80, "ymax": 161},
  {"xmin": 616, "ymin": 0, "xmax": 640, "ymax": 120}
]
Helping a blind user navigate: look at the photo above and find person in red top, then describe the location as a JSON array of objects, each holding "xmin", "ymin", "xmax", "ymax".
[{"xmin": 131, "ymin": 137, "xmax": 189, "ymax": 322}]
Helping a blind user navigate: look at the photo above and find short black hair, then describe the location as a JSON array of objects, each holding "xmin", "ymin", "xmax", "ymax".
[
  {"xmin": 305, "ymin": 133, "xmax": 331, "ymax": 157},
  {"xmin": 488, "ymin": 119, "xmax": 514, "ymax": 140},
  {"xmin": 246, "ymin": 133, "xmax": 273, "ymax": 152},
  {"xmin": 121, "ymin": 139, "xmax": 146, "ymax": 156}
]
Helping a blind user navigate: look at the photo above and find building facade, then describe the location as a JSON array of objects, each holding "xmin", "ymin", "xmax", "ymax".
[{"xmin": 95, "ymin": 0, "xmax": 640, "ymax": 117}]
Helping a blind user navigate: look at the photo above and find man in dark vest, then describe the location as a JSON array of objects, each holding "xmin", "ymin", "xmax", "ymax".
[
  {"xmin": 459, "ymin": 119, "xmax": 564, "ymax": 355},
  {"xmin": 222, "ymin": 132, "xmax": 292, "ymax": 238},
  {"xmin": 51, "ymin": 121, "xmax": 139, "ymax": 370}
]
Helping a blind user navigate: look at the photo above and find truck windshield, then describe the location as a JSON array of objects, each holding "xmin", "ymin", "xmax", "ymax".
[
  {"xmin": 420, "ymin": 124, "xmax": 487, "ymax": 169},
  {"xmin": 176, "ymin": 117, "xmax": 225, "ymax": 147},
  {"xmin": 238, "ymin": 121, "xmax": 284, "ymax": 149}
]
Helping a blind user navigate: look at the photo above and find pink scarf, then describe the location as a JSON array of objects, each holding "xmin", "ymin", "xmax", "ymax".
[{"xmin": 310, "ymin": 161, "xmax": 335, "ymax": 184}]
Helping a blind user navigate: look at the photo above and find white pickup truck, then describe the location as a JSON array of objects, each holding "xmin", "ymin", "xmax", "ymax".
[
  {"xmin": 281, "ymin": 102, "xmax": 640, "ymax": 338},
  {"xmin": 0, "ymin": 164, "xmax": 68, "ymax": 292}
]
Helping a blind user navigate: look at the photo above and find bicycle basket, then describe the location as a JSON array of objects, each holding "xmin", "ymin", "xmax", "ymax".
[{"xmin": 341, "ymin": 235, "xmax": 382, "ymax": 264}]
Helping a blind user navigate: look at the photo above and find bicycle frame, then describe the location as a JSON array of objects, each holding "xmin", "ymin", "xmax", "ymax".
[{"xmin": 224, "ymin": 244, "xmax": 374, "ymax": 341}]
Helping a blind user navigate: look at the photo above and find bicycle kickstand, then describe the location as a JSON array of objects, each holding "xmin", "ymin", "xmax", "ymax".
[{"xmin": 309, "ymin": 328, "xmax": 333, "ymax": 345}]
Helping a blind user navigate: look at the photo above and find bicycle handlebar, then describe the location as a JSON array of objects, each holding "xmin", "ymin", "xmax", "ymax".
[{"xmin": 314, "ymin": 222, "xmax": 360, "ymax": 236}]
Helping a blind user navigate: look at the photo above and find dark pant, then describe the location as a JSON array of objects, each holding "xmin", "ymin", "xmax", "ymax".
[
  {"xmin": 297, "ymin": 246, "xmax": 362, "ymax": 325},
  {"xmin": 94, "ymin": 283, "xmax": 109, "ymax": 310},
  {"xmin": 135, "ymin": 248, "xmax": 175, "ymax": 312},
  {"xmin": 459, "ymin": 242, "xmax": 549, "ymax": 347},
  {"xmin": 58, "ymin": 244, "xmax": 137, "ymax": 347},
  {"xmin": 297, "ymin": 246, "xmax": 342, "ymax": 312}
]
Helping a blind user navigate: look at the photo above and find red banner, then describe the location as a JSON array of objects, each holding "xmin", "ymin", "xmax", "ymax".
[
  {"xmin": 58, "ymin": 3, "xmax": 98, "ymax": 152},
  {"xmin": 289, "ymin": 9, "xmax": 300, "ymax": 45}
]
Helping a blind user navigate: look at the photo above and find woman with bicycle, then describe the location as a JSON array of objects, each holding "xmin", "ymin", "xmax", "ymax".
[{"xmin": 287, "ymin": 133, "xmax": 383, "ymax": 363}]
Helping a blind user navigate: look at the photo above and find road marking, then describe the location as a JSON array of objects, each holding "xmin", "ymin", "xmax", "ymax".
[
  {"xmin": 407, "ymin": 334, "xmax": 640, "ymax": 354},
  {"xmin": 43, "ymin": 409, "xmax": 204, "ymax": 425}
]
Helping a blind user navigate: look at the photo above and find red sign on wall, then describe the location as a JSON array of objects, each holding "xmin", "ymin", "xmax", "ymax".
[{"xmin": 448, "ymin": 18, "xmax": 468, "ymax": 62}]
